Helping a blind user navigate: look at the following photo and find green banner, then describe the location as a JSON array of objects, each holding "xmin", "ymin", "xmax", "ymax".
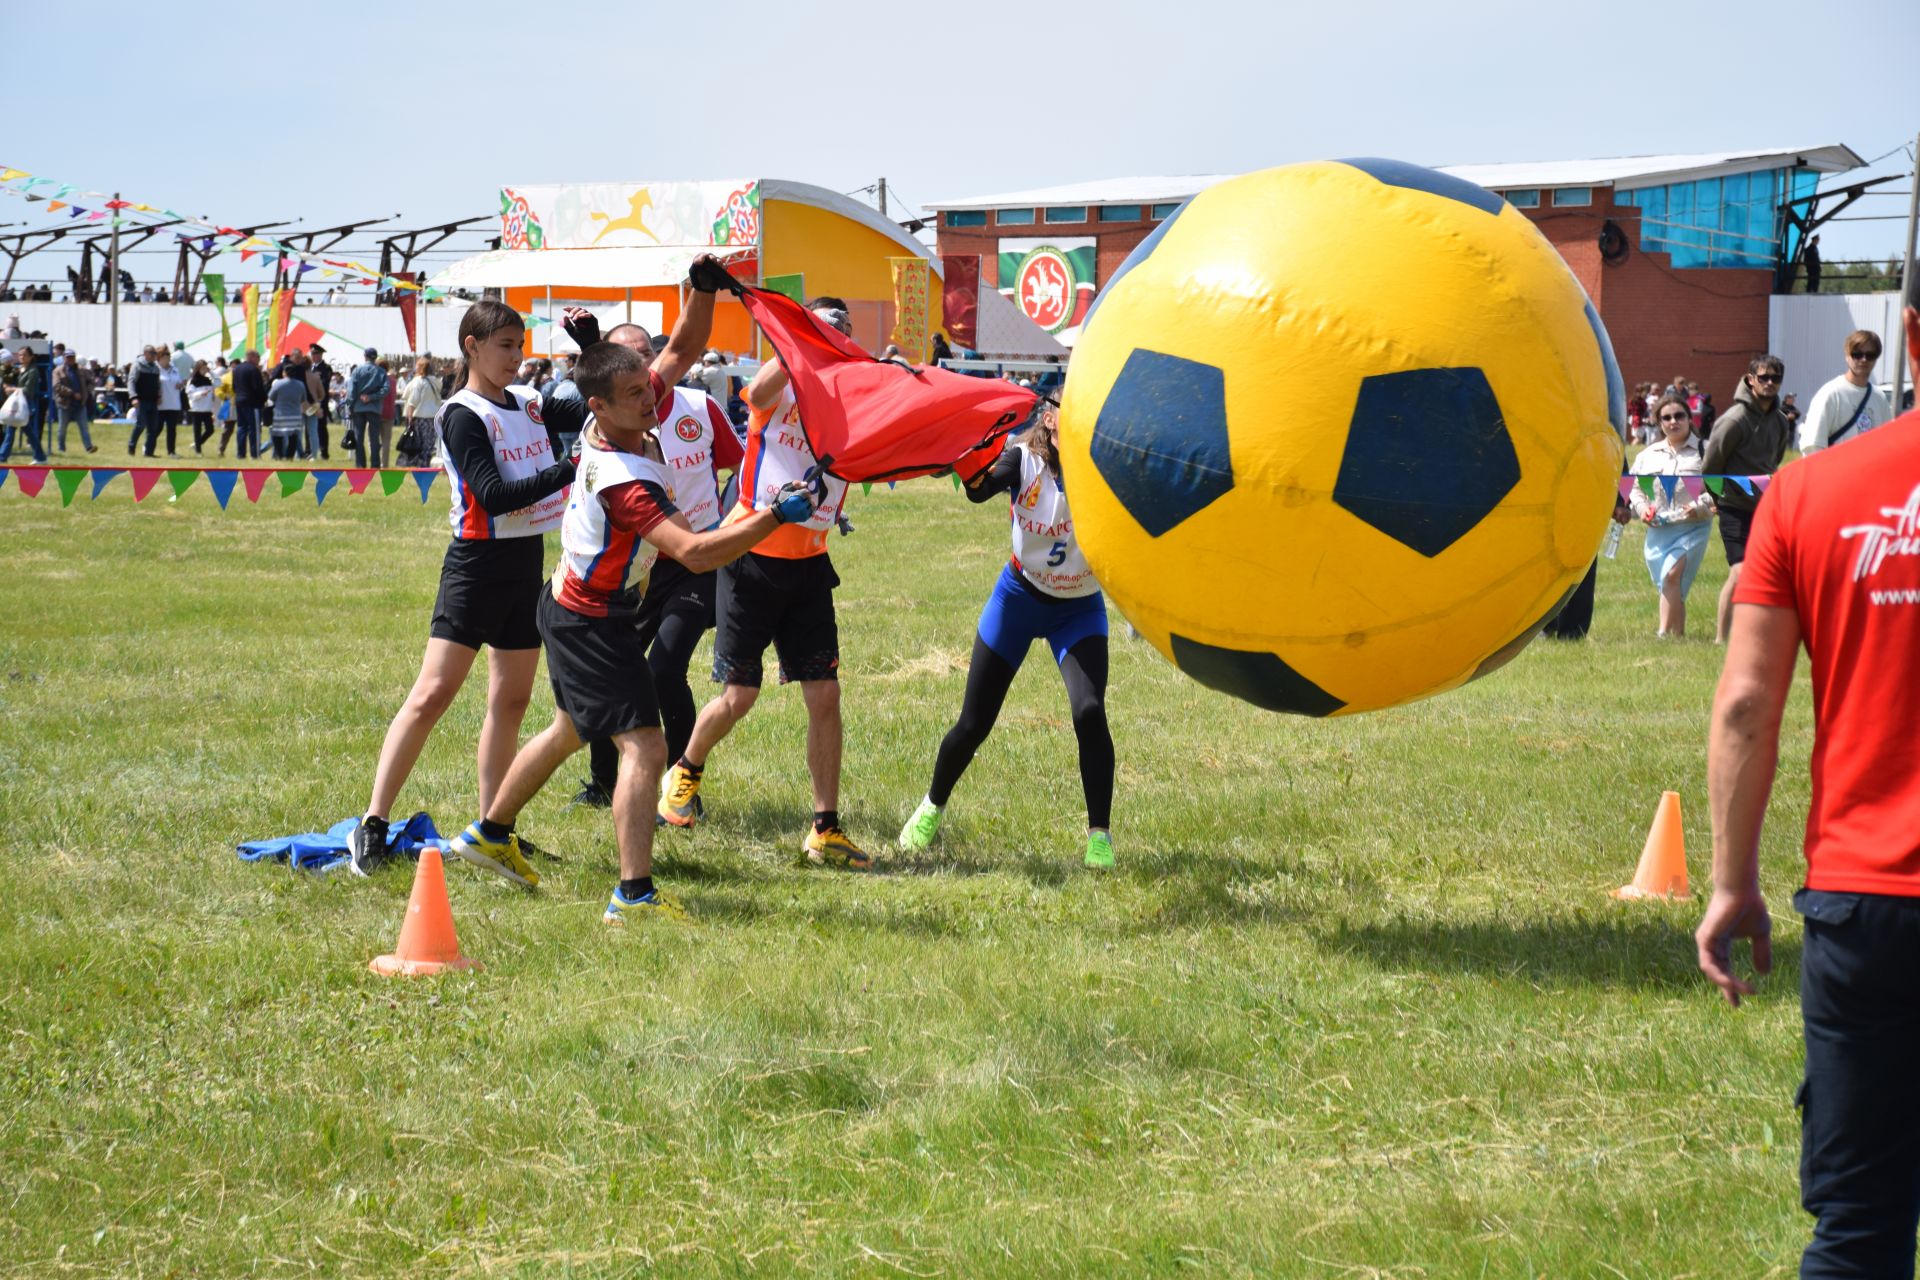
[
  {"xmin": 205, "ymin": 274, "xmax": 229, "ymax": 351},
  {"xmin": 764, "ymin": 273, "xmax": 805, "ymax": 303}
]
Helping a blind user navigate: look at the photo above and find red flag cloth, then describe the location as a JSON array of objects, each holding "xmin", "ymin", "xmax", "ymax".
[
  {"xmin": 398, "ymin": 293, "xmax": 418, "ymax": 351},
  {"xmin": 737, "ymin": 284, "xmax": 1035, "ymax": 484},
  {"xmin": 277, "ymin": 320, "xmax": 325, "ymax": 364},
  {"xmin": 939, "ymin": 254, "xmax": 979, "ymax": 350}
]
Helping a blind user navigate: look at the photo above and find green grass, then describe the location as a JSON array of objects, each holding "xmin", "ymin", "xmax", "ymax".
[{"xmin": 0, "ymin": 472, "xmax": 1814, "ymax": 1277}]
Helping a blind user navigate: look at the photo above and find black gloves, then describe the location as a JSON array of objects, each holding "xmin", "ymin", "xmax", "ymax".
[{"xmin": 687, "ymin": 256, "xmax": 741, "ymax": 296}]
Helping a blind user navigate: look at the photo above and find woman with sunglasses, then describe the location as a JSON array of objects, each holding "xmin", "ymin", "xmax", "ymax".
[{"xmin": 1629, "ymin": 393, "xmax": 1716, "ymax": 637}]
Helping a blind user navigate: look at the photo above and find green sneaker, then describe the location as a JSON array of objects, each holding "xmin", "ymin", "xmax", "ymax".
[
  {"xmin": 1084, "ymin": 830, "xmax": 1115, "ymax": 871},
  {"xmin": 897, "ymin": 798, "xmax": 943, "ymax": 851}
]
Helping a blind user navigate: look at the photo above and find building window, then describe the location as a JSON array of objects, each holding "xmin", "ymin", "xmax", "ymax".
[
  {"xmin": 1098, "ymin": 205, "xmax": 1143, "ymax": 222},
  {"xmin": 1552, "ymin": 187, "xmax": 1592, "ymax": 207},
  {"xmin": 1150, "ymin": 202, "xmax": 1184, "ymax": 219},
  {"xmin": 996, "ymin": 208, "xmax": 1034, "ymax": 226},
  {"xmin": 1044, "ymin": 206, "xmax": 1088, "ymax": 224},
  {"xmin": 1617, "ymin": 168, "xmax": 1799, "ymax": 269},
  {"xmin": 1504, "ymin": 189, "xmax": 1540, "ymax": 208},
  {"xmin": 943, "ymin": 211, "xmax": 987, "ymax": 228}
]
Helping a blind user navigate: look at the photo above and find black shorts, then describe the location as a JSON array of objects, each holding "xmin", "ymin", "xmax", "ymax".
[
  {"xmin": 428, "ymin": 539, "xmax": 544, "ymax": 651},
  {"xmin": 538, "ymin": 590, "xmax": 660, "ymax": 742},
  {"xmin": 712, "ymin": 551, "xmax": 839, "ymax": 687},
  {"xmin": 634, "ymin": 556, "xmax": 717, "ymax": 649},
  {"xmin": 1719, "ymin": 500, "xmax": 1760, "ymax": 566}
]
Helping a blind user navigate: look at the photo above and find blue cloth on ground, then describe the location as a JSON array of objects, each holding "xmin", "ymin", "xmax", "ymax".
[{"xmin": 237, "ymin": 812, "xmax": 446, "ymax": 874}]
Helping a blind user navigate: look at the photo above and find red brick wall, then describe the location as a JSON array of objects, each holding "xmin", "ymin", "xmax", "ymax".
[
  {"xmin": 1514, "ymin": 194, "xmax": 1773, "ymax": 402},
  {"xmin": 937, "ymin": 193, "xmax": 1777, "ymax": 399},
  {"xmin": 934, "ymin": 213, "xmax": 1156, "ymax": 290}
]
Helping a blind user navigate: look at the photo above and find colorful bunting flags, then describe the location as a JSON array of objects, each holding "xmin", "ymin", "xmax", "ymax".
[
  {"xmin": 312, "ymin": 471, "xmax": 340, "ymax": 505},
  {"xmin": 206, "ymin": 470, "xmax": 237, "ymax": 509},
  {"xmin": 278, "ymin": 470, "xmax": 307, "ymax": 498},
  {"xmin": 54, "ymin": 469, "xmax": 84, "ymax": 506}
]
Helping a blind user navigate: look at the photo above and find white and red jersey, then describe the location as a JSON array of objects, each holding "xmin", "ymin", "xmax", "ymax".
[
  {"xmin": 1009, "ymin": 444, "xmax": 1097, "ymax": 598},
  {"xmin": 440, "ymin": 386, "xmax": 567, "ymax": 540},
  {"xmin": 724, "ymin": 384, "xmax": 849, "ymax": 559},
  {"xmin": 655, "ymin": 387, "xmax": 744, "ymax": 533},
  {"xmin": 550, "ymin": 435, "xmax": 679, "ymax": 618}
]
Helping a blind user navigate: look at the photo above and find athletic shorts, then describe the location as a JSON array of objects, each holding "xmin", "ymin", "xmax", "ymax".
[
  {"xmin": 537, "ymin": 590, "xmax": 660, "ymax": 742},
  {"xmin": 977, "ymin": 561, "xmax": 1107, "ymax": 670},
  {"xmin": 712, "ymin": 551, "xmax": 839, "ymax": 687},
  {"xmin": 1718, "ymin": 500, "xmax": 1760, "ymax": 566},
  {"xmin": 428, "ymin": 539, "xmax": 544, "ymax": 651},
  {"xmin": 634, "ymin": 555, "xmax": 717, "ymax": 650}
]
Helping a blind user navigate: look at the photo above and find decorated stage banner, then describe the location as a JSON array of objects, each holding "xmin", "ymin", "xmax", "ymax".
[
  {"xmin": 496, "ymin": 180, "xmax": 764, "ymax": 251},
  {"xmin": 241, "ymin": 284, "xmax": 261, "ymax": 359},
  {"xmin": 940, "ymin": 254, "xmax": 979, "ymax": 350},
  {"xmin": 889, "ymin": 259, "xmax": 931, "ymax": 364},
  {"xmin": 205, "ymin": 273, "xmax": 229, "ymax": 350},
  {"xmin": 997, "ymin": 237, "xmax": 1096, "ymax": 336}
]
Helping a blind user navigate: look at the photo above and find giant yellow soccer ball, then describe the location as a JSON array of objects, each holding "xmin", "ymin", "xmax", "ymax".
[{"xmin": 1058, "ymin": 159, "xmax": 1626, "ymax": 715}]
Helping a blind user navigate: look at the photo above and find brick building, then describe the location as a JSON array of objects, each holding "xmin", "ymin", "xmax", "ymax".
[{"xmin": 927, "ymin": 145, "xmax": 1864, "ymax": 399}]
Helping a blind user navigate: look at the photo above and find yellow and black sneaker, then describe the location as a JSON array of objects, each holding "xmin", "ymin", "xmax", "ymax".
[
  {"xmin": 658, "ymin": 763, "xmax": 704, "ymax": 828},
  {"xmin": 449, "ymin": 822, "xmax": 539, "ymax": 889},
  {"xmin": 803, "ymin": 825, "xmax": 872, "ymax": 872}
]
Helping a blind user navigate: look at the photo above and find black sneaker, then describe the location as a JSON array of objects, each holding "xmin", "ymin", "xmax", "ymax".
[
  {"xmin": 518, "ymin": 833, "xmax": 561, "ymax": 862},
  {"xmin": 569, "ymin": 778, "xmax": 613, "ymax": 810},
  {"xmin": 347, "ymin": 817, "xmax": 391, "ymax": 877}
]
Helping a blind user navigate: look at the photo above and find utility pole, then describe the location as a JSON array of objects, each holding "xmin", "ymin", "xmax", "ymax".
[
  {"xmin": 877, "ymin": 177, "xmax": 888, "ymax": 217},
  {"xmin": 1895, "ymin": 130, "xmax": 1919, "ymax": 416},
  {"xmin": 109, "ymin": 192, "xmax": 120, "ymax": 367}
]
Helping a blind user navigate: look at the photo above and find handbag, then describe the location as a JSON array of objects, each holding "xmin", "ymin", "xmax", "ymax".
[
  {"xmin": 0, "ymin": 388, "xmax": 27, "ymax": 427},
  {"xmin": 341, "ymin": 427, "xmax": 358, "ymax": 450}
]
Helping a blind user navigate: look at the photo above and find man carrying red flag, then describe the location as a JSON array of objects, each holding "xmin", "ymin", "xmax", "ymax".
[{"xmin": 658, "ymin": 296, "xmax": 868, "ymax": 869}]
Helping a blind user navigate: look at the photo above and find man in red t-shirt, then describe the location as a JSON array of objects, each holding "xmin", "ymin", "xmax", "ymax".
[{"xmin": 1698, "ymin": 307, "xmax": 1920, "ymax": 1275}]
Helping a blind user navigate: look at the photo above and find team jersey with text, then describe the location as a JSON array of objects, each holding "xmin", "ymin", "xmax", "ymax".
[
  {"xmin": 655, "ymin": 386, "xmax": 744, "ymax": 533},
  {"xmin": 1009, "ymin": 443, "xmax": 1097, "ymax": 598},
  {"xmin": 725, "ymin": 384, "xmax": 849, "ymax": 559},
  {"xmin": 550, "ymin": 436, "xmax": 678, "ymax": 618},
  {"xmin": 440, "ymin": 386, "xmax": 567, "ymax": 539}
]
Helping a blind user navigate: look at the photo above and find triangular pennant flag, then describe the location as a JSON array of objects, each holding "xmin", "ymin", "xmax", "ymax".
[
  {"xmin": 51, "ymin": 184, "xmax": 73, "ymax": 200},
  {"xmin": 952, "ymin": 473, "xmax": 962, "ymax": 491},
  {"xmin": 166, "ymin": 470, "xmax": 197, "ymax": 499},
  {"xmin": 279, "ymin": 470, "xmax": 307, "ymax": 498},
  {"xmin": 90, "ymin": 468, "xmax": 123, "ymax": 498},
  {"xmin": 346, "ymin": 469, "xmax": 375, "ymax": 494},
  {"xmin": 412, "ymin": 471, "xmax": 436, "ymax": 503},
  {"xmin": 0, "ymin": 467, "xmax": 8, "ymax": 491},
  {"xmin": 312, "ymin": 470, "xmax": 340, "ymax": 505},
  {"xmin": 54, "ymin": 469, "xmax": 85, "ymax": 506},
  {"xmin": 861, "ymin": 482, "xmax": 872, "ymax": 496},
  {"xmin": 206, "ymin": 469, "xmax": 237, "ymax": 509},
  {"xmin": 1733, "ymin": 476, "xmax": 1755, "ymax": 496},
  {"xmin": 1680, "ymin": 476, "xmax": 1705, "ymax": 498},
  {"xmin": 15, "ymin": 467, "xmax": 49, "ymax": 497},
  {"xmin": 1658, "ymin": 476, "xmax": 1677, "ymax": 501},
  {"xmin": 242, "ymin": 469, "xmax": 272, "ymax": 503},
  {"xmin": 240, "ymin": 248, "xmax": 257, "ymax": 263},
  {"xmin": 87, "ymin": 211, "xmax": 106, "ymax": 222},
  {"xmin": 1638, "ymin": 476, "xmax": 1655, "ymax": 497},
  {"xmin": 380, "ymin": 469, "xmax": 406, "ymax": 496},
  {"xmin": 1703, "ymin": 476, "xmax": 1725, "ymax": 496},
  {"xmin": 423, "ymin": 287, "xmax": 444, "ymax": 302},
  {"xmin": 0, "ymin": 168, "xmax": 26, "ymax": 182},
  {"xmin": 1616, "ymin": 476, "xmax": 1634, "ymax": 501},
  {"xmin": 129, "ymin": 468, "xmax": 163, "ymax": 502},
  {"xmin": 887, "ymin": 480, "xmax": 896, "ymax": 489},
  {"xmin": 46, "ymin": 200, "xmax": 64, "ymax": 212},
  {"xmin": 1752, "ymin": 475, "xmax": 1772, "ymax": 494}
]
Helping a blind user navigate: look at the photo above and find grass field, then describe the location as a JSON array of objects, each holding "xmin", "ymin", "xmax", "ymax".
[{"xmin": 0, "ymin": 469, "xmax": 1816, "ymax": 1277}]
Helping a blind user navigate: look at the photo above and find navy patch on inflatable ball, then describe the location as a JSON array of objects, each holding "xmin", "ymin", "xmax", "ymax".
[
  {"xmin": 1170, "ymin": 634, "xmax": 1346, "ymax": 717},
  {"xmin": 1089, "ymin": 349, "xmax": 1233, "ymax": 538},
  {"xmin": 1333, "ymin": 367, "xmax": 1520, "ymax": 558}
]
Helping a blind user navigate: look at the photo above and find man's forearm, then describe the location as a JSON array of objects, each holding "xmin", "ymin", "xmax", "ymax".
[{"xmin": 1708, "ymin": 681, "xmax": 1782, "ymax": 891}]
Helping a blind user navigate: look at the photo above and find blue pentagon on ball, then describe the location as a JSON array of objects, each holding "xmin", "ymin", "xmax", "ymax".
[
  {"xmin": 1333, "ymin": 367, "xmax": 1520, "ymax": 558},
  {"xmin": 1088, "ymin": 349, "xmax": 1233, "ymax": 538}
]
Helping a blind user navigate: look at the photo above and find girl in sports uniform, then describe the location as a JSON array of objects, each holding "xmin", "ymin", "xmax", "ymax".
[
  {"xmin": 898, "ymin": 407, "xmax": 1117, "ymax": 868},
  {"xmin": 347, "ymin": 301, "xmax": 576, "ymax": 880}
]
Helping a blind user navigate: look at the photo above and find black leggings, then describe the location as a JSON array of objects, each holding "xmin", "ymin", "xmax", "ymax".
[
  {"xmin": 927, "ymin": 632, "xmax": 1113, "ymax": 828},
  {"xmin": 588, "ymin": 601, "xmax": 707, "ymax": 790}
]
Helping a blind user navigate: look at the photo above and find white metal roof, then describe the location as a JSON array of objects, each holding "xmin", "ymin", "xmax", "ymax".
[
  {"xmin": 924, "ymin": 175, "xmax": 1238, "ymax": 212},
  {"xmin": 1439, "ymin": 144, "xmax": 1865, "ymax": 193},
  {"xmin": 924, "ymin": 146, "xmax": 1866, "ymax": 210}
]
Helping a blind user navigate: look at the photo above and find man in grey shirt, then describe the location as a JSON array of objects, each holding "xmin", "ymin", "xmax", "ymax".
[{"xmin": 267, "ymin": 367, "xmax": 309, "ymax": 460}]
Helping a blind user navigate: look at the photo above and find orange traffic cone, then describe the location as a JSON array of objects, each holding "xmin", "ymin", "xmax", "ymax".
[
  {"xmin": 1613, "ymin": 790, "xmax": 1691, "ymax": 900},
  {"xmin": 370, "ymin": 847, "xmax": 479, "ymax": 975}
]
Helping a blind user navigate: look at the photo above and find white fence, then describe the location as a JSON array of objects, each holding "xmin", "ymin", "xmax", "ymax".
[{"xmin": 1768, "ymin": 291, "xmax": 1906, "ymax": 404}]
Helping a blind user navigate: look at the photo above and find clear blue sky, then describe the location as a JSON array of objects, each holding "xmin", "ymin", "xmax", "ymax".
[{"xmin": 6, "ymin": 0, "xmax": 1915, "ymax": 291}]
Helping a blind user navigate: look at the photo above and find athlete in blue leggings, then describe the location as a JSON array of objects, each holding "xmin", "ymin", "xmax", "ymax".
[{"xmin": 898, "ymin": 409, "xmax": 1116, "ymax": 868}]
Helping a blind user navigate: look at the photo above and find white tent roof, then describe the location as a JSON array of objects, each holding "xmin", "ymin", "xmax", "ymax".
[
  {"xmin": 924, "ymin": 145, "xmax": 1867, "ymax": 211},
  {"xmin": 428, "ymin": 178, "xmax": 934, "ymax": 291}
]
